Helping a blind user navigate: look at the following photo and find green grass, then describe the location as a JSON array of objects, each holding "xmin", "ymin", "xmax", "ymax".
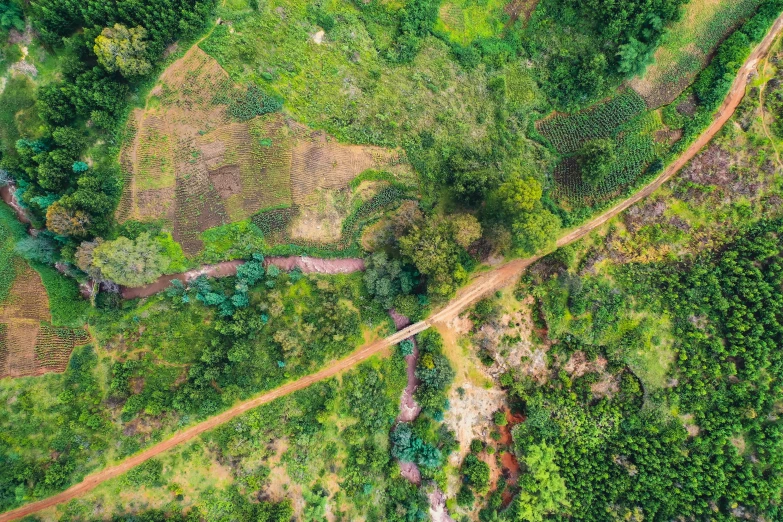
[
  {"xmin": 0, "ymin": 204, "xmax": 27, "ymax": 303},
  {"xmin": 199, "ymin": 0, "xmax": 497, "ymax": 148},
  {"xmin": 0, "ymin": 75, "xmax": 41, "ymax": 162},
  {"xmin": 434, "ymin": 0, "xmax": 508, "ymax": 45}
]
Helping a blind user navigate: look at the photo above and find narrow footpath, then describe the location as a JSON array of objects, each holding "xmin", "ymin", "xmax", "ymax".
[{"xmin": 2, "ymin": 12, "xmax": 781, "ymax": 522}]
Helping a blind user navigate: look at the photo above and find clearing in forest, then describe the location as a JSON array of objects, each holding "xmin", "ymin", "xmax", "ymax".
[
  {"xmin": 629, "ymin": 0, "xmax": 764, "ymax": 108},
  {"xmin": 117, "ymin": 47, "xmax": 409, "ymax": 255}
]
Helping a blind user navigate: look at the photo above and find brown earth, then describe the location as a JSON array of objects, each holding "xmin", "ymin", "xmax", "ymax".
[
  {"xmin": 118, "ymin": 47, "xmax": 408, "ymax": 255},
  {"xmin": 0, "ymin": 185, "xmax": 30, "ymax": 225},
  {"xmin": 3, "ymin": 13, "xmax": 781, "ymax": 521}
]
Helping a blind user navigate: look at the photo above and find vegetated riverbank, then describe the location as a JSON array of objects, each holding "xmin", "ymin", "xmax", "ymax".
[
  {"xmin": 120, "ymin": 257, "xmax": 365, "ymax": 299},
  {"xmin": 389, "ymin": 309, "xmax": 455, "ymax": 522}
]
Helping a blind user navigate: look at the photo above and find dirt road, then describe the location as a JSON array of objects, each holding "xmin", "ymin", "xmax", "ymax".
[{"xmin": 3, "ymin": 14, "xmax": 782, "ymax": 522}]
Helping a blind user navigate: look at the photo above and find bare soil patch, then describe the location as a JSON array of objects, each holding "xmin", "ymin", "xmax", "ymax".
[{"xmin": 503, "ymin": 0, "xmax": 538, "ymax": 28}]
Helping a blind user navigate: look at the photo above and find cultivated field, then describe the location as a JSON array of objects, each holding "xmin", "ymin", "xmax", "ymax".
[
  {"xmin": 0, "ymin": 258, "xmax": 88, "ymax": 379},
  {"xmin": 537, "ymin": 90, "xmax": 662, "ymax": 209},
  {"xmin": 630, "ymin": 0, "xmax": 764, "ymax": 107},
  {"xmin": 118, "ymin": 47, "xmax": 408, "ymax": 255}
]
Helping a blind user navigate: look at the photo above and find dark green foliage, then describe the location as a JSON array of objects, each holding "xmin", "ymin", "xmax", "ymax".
[
  {"xmin": 461, "ymin": 453, "xmax": 490, "ymax": 493},
  {"xmin": 577, "ymin": 138, "xmax": 617, "ymax": 188},
  {"xmin": 388, "ymin": 0, "xmax": 441, "ymax": 63},
  {"xmin": 514, "ymin": 219, "xmax": 783, "ymax": 520},
  {"xmin": 413, "ymin": 329, "xmax": 455, "ymax": 416},
  {"xmin": 363, "ymin": 251, "xmax": 418, "ymax": 310},
  {"xmin": 390, "ymin": 422, "xmax": 442, "ymax": 468},
  {"xmin": 456, "ymin": 484, "xmax": 475, "ymax": 507},
  {"xmin": 524, "ymin": 0, "xmax": 687, "ymax": 108},
  {"xmin": 0, "ymin": 1, "xmax": 24, "ymax": 33},
  {"xmin": 217, "ymin": 84, "xmax": 283, "ymax": 121},
  {"xmin": 341, "ymin": 364, "xmax": 399, "ymax": 432},
  {"xmin": 29, "ymin": 0, "xmax": 216, "ymax": 49},
  {"xmin": 399, "ymin": 218, "xmax": 474, "ymax": 299},
  {"xmin": 470, "ymin": 297, "xmax": 502, "ymax": 327},
  {"xmin": 398, "ymin": 339, "xmax": 414, "ymax": 357},
  {"xmin": 122, "ymin": 459, "xmax": 163, "ymax": 487}
]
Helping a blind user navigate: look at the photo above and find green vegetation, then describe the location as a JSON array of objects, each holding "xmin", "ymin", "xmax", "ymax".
[
  {"xmin": 2, "ymin": 0, "xmax": 783, "ymax": 518},
  {"xmin": 502, "ymin": 220, "xmax": 783, "ymax": 520}
]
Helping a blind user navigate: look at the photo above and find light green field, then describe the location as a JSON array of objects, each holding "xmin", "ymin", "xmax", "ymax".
[
  {"xmin": 630, "ymin": 0, "xmax": 764, "ymax": 107},
  {"xmin": 434, "ymin": 0, "xmax": 508, "ymax": 45}
]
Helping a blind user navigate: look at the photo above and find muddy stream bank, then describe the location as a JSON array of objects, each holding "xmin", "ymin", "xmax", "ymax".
[
  {"xmin": 1, "ymin": 184, "xmax": 31, "ymax": 225},
  {"xmin": 390, "ymin": 310, "xmax": 455, "ymax": 522},
  {"xmin": 120, "ymin": 257, "xmax": 365, "ymax": 299}
]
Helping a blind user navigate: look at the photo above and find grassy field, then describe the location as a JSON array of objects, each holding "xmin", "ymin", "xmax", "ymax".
[
  {"xmin": 199, "ymin": 0, "xmax": 501, "ymax": 148},
  {"xmin": 629, "ymin": 0, "xmax": 765, "ymax": 108},
  {"xmin": 434, "ymin": 0, "xmax": 508, "ymax": 44}
]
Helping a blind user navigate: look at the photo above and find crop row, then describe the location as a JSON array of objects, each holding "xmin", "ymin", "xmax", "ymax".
[
  {"xmin": 553, "ymin": 133, "xmax": 656, "ymax": 207},
  {"xmin": 538, "ymin": 90, "xmax": 647, "ymax": 154}
]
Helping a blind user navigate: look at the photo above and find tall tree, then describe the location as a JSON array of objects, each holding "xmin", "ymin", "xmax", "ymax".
[{"xmin": 94, "ymin": 24, "xmax": 152, "ymax": 77}]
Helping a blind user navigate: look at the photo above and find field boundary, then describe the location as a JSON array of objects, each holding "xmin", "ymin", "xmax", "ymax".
[{"xmin": 2, "ymin": 11, "xmax": 782, "ymax": 522}]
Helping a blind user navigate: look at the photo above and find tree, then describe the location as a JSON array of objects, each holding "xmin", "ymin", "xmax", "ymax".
[
  {"xmin": 578, "ymin": 139, "xmax": 616, "ymax": 188},
  {"xmin": 94, "ymin": 24, "xmax": 152, "ymax": 78},
  {"xmin": 46, "ymin": 201, "xmax": 90, "ymax": 237},
  {"xmin": 75, "ymin": 239, "xmax": 105, "ymax": 280},
  {"xmin": 510, "ymin": 203, "xmax": 560, "ymax": 256},
  {"xmin": 450, "ymin": 214, "xmax": 482, "ymax": 249},
  {"xmin": 91, "ymin": 232, "xmax": 170, "ymax": 287},
  {"xmin": 497, "ymin": 176, "xmax": 543, "ymax": 214},
  {"xmin": 363, "ymin": 251, "xmax": 416, "ymax": 310},
  {"xmin": 617, "ymin": 37, "xmax": 654, "ymax": 76},
  {"xmin": 0, "ymin": 1, "xmax": 24, "ymax": 33},
  {"xmin": 399, "ymin": 219, "xmax": 469, "ymax": 298},
  {"xmin": 516, "ymin": 443, "xmax": 569, "ymax": 521},
  {"xmin": 462, "ymin": 453, "xmax": 490, "ymax": 493}
]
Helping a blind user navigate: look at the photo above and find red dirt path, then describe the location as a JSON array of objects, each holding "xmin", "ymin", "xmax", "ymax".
[
  {"xmin": 2, "ymin": 14, "xmax": 781, "ymax": 521},
  {"xmin": 0, "ymin": 185, "xmax": 30, "ymax": 225}
]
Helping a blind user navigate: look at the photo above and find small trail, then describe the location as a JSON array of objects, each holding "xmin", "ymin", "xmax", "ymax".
[{"xmin": 3, "ymin": 13, "xmax": 782, "ymax": 522}]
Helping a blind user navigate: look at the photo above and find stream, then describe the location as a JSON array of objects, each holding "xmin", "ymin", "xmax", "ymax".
[
  {"xmin": 120, "ymin": 257, "xmax": 365, "ymax": 299},
  {"xmin": 390, "ymin": 310, "xmax": 455, "ymax": 522}
]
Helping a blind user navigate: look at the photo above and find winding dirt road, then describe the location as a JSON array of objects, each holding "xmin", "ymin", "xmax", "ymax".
[{"xmin": 2, "ymin": 13, "xmax": 782, "ymax": 522}]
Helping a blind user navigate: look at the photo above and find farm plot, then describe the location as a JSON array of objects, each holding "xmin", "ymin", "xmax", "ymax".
[
  {"xmin": 1, "ymin": 205, "xmax": 89, "ymax": 380},
  {"xmin": 537, "ymin": 90, "xmax": 647, "ymax": 154},
  {"xmin": 629, "ymin": 0, "xmax": 763, "ymax": 108},
  {"xmin": 0, "ymin": 259, "xmax": 88, "ymax": 379},
  {"xmin": 119, "ymin": 46, "xmax": 409, "ymax": 255},
  {"xmin": 547, "ymin": 107, "xmax": 662, "ymax": 209}
]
